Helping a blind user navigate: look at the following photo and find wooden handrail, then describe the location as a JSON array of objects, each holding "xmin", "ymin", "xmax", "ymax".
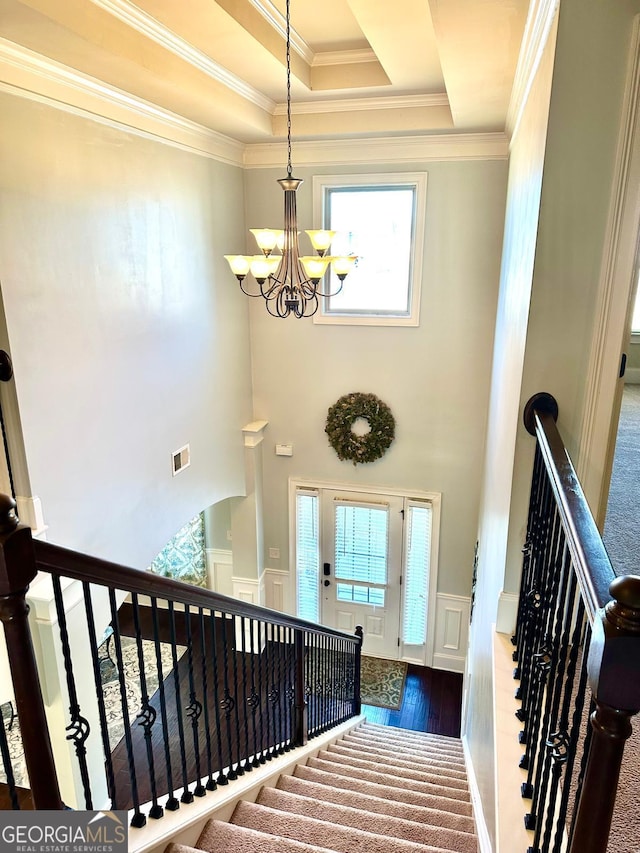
[
  {"xmin": 33, "ymin": 539, "xmax": 356, "ymax": 641},
  {"xmin": 522, "ymin": 392, "xmax": 640, "ymax": 853},
  {"xmin": 526, "ymin": 405, "xmax": 615, "ymax": 622}
]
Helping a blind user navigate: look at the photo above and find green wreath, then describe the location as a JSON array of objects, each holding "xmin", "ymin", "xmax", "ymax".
[{"xmin": 325, "ymin": 392, "xmax": 395, "ymax": 465}]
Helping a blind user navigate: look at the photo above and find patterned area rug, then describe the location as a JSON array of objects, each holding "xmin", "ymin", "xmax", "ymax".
[
  {"xmin": 360, "ymin": 656, "xmax": 407, "ymax": 710},
  {"xmin": 0, "ymin": 636, "xmax": 181, "ymax": 791}
]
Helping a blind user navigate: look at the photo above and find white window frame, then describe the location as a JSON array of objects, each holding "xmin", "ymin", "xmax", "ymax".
[
  {"xmin": 289, "ymin": 478, "xmax": 441, "ymax": 666},
  {"xmin": 312, "ymin": 173, "xmax": 428, "ymax": 327}
]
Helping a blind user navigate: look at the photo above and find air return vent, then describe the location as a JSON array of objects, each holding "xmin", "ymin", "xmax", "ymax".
[{"xmin": 172, "ymin": 444, "xmax": 190, "ymax": 476}]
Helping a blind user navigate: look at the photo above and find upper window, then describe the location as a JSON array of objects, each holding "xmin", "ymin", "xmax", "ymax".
[{"xmin": 312, "ymin": 173, "xmax": 427, "ymax": 326}]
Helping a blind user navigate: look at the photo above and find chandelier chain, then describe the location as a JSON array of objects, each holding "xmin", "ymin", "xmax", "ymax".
[{"xmin": 286, "ymin": 0, "xmax": 292, "ymax": 177}]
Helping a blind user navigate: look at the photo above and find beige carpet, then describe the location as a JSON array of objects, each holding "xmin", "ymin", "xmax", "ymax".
[
  {"xmin": 166, "ymin": 721, "xmax": 477, "ymax": 853},
  {"xmin": 360, "ymin": 657, "xmax": 408, "ymax": 710}
]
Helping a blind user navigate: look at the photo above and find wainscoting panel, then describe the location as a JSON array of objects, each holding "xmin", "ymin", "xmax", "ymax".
[
  {"xmin": 432, "ymin": 593, "xmax": 470, "ymax": 673},
  {"xmin": 231, "ymin": 576, "xmax": 260, "ymax": 605},
  {"xmin": 262, "ymin": 568, "xmax": 291, "ymax": 614},
  {"xmin": 205, "ymin": 548, "xmax": 233, "ymax": 597}
]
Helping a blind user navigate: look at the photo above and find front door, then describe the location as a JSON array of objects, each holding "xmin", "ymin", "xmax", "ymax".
[{"xmin": 321, "ymin": 490, "xmax": 403, "ymax": 659}]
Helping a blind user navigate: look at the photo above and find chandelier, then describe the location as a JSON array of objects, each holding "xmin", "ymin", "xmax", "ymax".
[{"xmin": 225, "ymin": 0, "xmax": 356, "ymax": 318}]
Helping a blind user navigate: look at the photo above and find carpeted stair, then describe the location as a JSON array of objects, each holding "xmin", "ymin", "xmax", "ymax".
[{"xmin": 165, "ymin": 722, "xmax": 477, "ymax": 853}]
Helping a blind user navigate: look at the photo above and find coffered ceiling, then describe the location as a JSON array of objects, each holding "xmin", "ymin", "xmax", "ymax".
[{"xmin": 0, "ymin": 0, "xmax": 529, "ymax": 144}]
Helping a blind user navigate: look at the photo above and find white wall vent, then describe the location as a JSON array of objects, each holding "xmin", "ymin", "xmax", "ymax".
[{"xmin": 172, "ymin": 444, "xmax": 190, "ymax": 476}]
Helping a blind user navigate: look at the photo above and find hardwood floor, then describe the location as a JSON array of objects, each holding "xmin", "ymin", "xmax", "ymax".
[
  {"xmin": 362, "ymin": 663, "xmax": 463, "ymax": 737},
  {"xmin": 0, "ymin": 659, "xmax": 463, "ymax": 813}
]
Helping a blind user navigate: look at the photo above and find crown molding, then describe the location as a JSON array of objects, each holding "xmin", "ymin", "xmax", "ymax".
[
  {"xmin": 312, "ymin": 49, "xmax": 379, "ymax": 67},
  {"xmin": 0, "ymin": 39, "xmax": 244, "ymax": 166},
  {"xmin": 506, "ymin": 0, "xmax": 560, "ymax": 140},
  {"xmin": 249, "ymin": 0, "xmax": 314, "ymax": 64},
  {"xmin": 273, "ymin": 92, "xmax": 450, "ymax": 116},
  {"xmin": 91, "ymin": 0, "xmax": 275, "ymax": 113},
  {"xmin": 244, "ymin": 132, "xmax": 509, "ymax": 168}
]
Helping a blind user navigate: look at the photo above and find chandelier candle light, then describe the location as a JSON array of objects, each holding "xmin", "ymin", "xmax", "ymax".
[{"xmin": 225, "ymin": 0, "xmax": 357, "ymax": 318}]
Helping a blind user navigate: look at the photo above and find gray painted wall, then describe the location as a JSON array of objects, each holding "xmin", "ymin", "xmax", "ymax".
[
  {"xmin": 466, "ymin": 0, "xmax": 640, "ymax": 842},
  {"xmin": 0, "ymin": 93, "xmax": 253, "ymax": 569},
  {"xmin": 245, "ymin": 159, "xmax": 508, "ymax": 601}
]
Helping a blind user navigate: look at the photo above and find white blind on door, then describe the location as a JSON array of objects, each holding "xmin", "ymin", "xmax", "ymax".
[
  {"xmin": 334, "ymin": 503, "xmax": 388, "ymax": 584},
  {"xmin": 402, "ymin": 502, "xmax": 432, "ymax": 645},
  {"xmin": 296, "ymin": 490, "xmax": 320, "ymax": 621}
]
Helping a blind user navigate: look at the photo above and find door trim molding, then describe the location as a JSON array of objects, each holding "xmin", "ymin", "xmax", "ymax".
[
  {"xmin": 578, "ymin": 15, "xmax": 640, "ymax": 524},
  {"xmin": 288, "ymin": 477, "xmax": 441, "ymax": 667}
]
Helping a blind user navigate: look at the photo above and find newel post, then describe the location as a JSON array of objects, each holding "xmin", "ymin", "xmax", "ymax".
[
  {"xmin": 293, "ymin": 628, "xmax": 308, "ymax": 747},
  {"xmin": 569, "ymin": 575, "xmax": 640, "ymax": 853},
  {"xmin": 353, "ymin": 625, "xmax": 363, "ymax": 716},
  {"xmin": 0, "ymin": 493, "xmax": 63, "ymax": 808}
]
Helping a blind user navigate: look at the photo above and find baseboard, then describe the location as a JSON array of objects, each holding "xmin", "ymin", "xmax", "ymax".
[
  {"xmin": 129, "ymin": 715, "xmax": 365, "ymax": 853},
  {"xmin": 625, "ymin": 367, "xmax": 640, "ymax": 384},
  {"xmin": 496, "ymin": 591, "xmax": 519, "ymax": 635},
  {"xmin": 432, "ymin": 652, "xmax": 466, "ymax": 673},
  {"xmin": 462, "ymin": 733, "xmax": 493, "ymax": 853}
]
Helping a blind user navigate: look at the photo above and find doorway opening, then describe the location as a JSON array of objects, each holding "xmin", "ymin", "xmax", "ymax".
[{"xmin": 291, "ymin": 480, "xmax": 441, "ymax": 667}]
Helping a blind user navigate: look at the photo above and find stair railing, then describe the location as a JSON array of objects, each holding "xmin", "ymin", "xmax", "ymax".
[
  {"xmin": 0, "ymin": 493, "xmax": 362, "ymax": 825},
  {"xmin": 512, "ymin": 392, "xmax": 640, "ymax": 853}
]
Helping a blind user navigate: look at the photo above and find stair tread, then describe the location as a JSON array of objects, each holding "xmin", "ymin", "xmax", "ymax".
[
  {"xmin": 352, "ymin": 728, "xmax": 465, "ymax": 756},
  {"xmin": 196, "ymin": 819, "xmax": 336, "ymax": 853},
  {"xmin": 307, "ymin": 756, "xmax": 471, "ymax": 802},
  {"xmin": 343, "ymin": 733, "xmax": 466, "ymax": 765},
  {"xmin": 230, "ymin": 800, "xmax": 459, "ymax": 853},
  {"xmin": 361, "ymin": 723, "xmax": 464, "ymax": 748},
  {"xmin": 319, "ymin": 748, "xmax": 469, "ymax": 790},
  {"xmin": 329, "ymin": 743, "xmax": 468, "ymax": 779},
  {"xmin": 258, "ymin": 785, "xmax": 478, "ymax": 853},
  {"xmin": 277, "ymin": 774, "xmax": 476, "ymax": 835},
  {"xmin": 294, "ymin": 763, "xmax": 473, "ymax": 817}
]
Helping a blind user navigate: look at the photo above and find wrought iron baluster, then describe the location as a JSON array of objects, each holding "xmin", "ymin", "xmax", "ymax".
[
  {"xmin": 267, "ymin": 623, "xmax": 278, "ymax": 757},
  {"xmin": 513, "ymin": 446, "xmax": 545, "ymax": 656},
  {"xmin": 51, "ymin": 575, "xmax": 93, "ymax": 810},
  {"xmin": 198, "ymin": 607, "xmax": 216, "ymax": 792},
  {"xmin": 131, "ymin": 592, "xmax": 163, "ymax": 819},
  {"xmin": 555, "ymin": 625, "xmax": 591, "ymax": 853},
  {"xmin": 521, "ymin": 530, "xmax": 570, "ymax": 778},
  {"xmin": 535, "ymin": 598, "xmax": 587, "ymax": 853},
  {"xmin": 82, "ymin": 581, "xmax": 117, "ymax": 809},
  {"xmin": 150, "ymin": 597, "xmax": 179, "ymax": 811},
  {"xmin": 524, "ymin": 561, "xmax": 577, "ymax": 829},
  {"xmin": 220, "ymin": 612, "xmax": 238, "ymax": 778},
  {"xmin": 0, "ymin": 711, "xmax": 19, "ymax": 809},
  {"xmin": 229, "ymin": 614, "xmax": 245, "ymax": 774},
  {"xmin": 275, "ymin": 624, "xmax": 285, "ymax": 754},
  {"xmin": 285, "ymin": 625, "xmax": 295, "ymax": 749},
  {"xmin": 239, "ymin": 616, "xmax": 252, "ymax": 770},
  {"xmin": 208, "ymin": 609, "xmax": 228, "ymax": 786},
  {"xmin": 168, "ymin": 600, "xmax": 192, "ymax": 804},
  {"xmin": 184, "ymin": 605, "xmax": 206, "ymax": 797},
  {"xmin": 256, "ymin": 619, "xmax": 267, "ymax": 762},
  {"xmin": 517, "ymin": 491, "xmax": 560, "ymax": 724},
  {"xmin": 108, "ymin": 587, "xmax": 145, "ymax": 827},
  {"xmin": 247, "ymin": 618, "xmax": 261, "ymax": 766}
]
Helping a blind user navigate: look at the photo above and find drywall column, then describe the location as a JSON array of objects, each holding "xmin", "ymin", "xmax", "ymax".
[{"xmin": 230, "ymin": 421, "xmax": 268, "ymax": 604}]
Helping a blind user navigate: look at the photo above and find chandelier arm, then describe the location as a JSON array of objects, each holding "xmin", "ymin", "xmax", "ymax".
[
  {"xmin": 239, "ymin": 278, "xmax": 271, "ymax": 298},
  {"xmin": 313, "ymin": 278, "xmax": 345, "ymax": 298}
]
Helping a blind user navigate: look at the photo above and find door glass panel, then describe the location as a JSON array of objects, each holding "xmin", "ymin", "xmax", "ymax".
[
  {"xmin": 296, "ymin": 491, "xmax": 320, "ymax": 621},
  {"xmin": 336, "ymin": 582, "xmax": 386, "ymax": 606},
  {"xmin": 401, "ymin": 503, "xmax": 432, "ymax": 645},
  {"xmin": 334, "ymin": 503, "xmax": 388, "ymax": 584}
]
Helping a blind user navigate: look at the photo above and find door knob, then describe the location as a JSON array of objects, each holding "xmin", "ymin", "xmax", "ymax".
[{"xmin": 323, "ymin": 579, "xmax": 331, "ymax": 587}]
